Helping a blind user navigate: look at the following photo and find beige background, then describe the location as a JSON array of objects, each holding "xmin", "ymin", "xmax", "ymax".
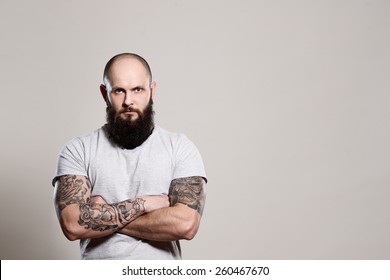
[{"xmin": 0, "ymin": 0, "xmax": 389, "ymax": 259}]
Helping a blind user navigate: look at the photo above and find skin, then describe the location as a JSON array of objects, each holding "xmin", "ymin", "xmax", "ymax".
[{"xmin": 54, "ymin": 56, "xmax": 206, "ymax": 242}]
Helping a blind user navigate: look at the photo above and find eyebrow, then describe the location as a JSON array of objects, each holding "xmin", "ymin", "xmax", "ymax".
[
  {"xmin": 131, "ymin": 85, "xmax": 146, "ymax": 90},
  {"xmin": 111, "ymin": 85, "xmax": 146, "ymax": 91}
]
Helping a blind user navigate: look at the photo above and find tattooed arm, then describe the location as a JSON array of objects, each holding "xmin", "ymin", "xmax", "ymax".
[
  {"xmin": 54, "ymin": 175, "xmax": 168, "ymax": 241},
  {"xmin": 118, "ymin": 176, "xmax": 206, "ymax": 241}
]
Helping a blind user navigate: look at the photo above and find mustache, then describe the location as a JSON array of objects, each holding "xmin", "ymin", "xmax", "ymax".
[
  {"xmin": 120, "ymin": 107, "xmax": 142, "ymax": 114},
  {"xmin": 108, "ymin": 106, "xmax": 144, "ymax": 119}
]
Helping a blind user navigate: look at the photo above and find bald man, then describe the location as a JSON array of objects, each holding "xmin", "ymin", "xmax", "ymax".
[{"xmin": 53, "ymin": 53, "xmax": 207, "ymax": 260}]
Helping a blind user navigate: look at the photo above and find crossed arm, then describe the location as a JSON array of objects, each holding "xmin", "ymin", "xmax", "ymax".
[
  {"xmin": 119, "ymin": 176, "xmax": 206, "ymax": 241},
  {"xmin": 54, "ymin": 175, "xmax": 206, "ymax": 241}
]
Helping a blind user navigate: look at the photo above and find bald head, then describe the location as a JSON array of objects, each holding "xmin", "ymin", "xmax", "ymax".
[{"xmin": 103, "ymin": 53, "xmax": 153, "ymax": 86}]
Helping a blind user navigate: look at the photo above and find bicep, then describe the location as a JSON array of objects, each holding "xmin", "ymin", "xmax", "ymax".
[
  {"xmin": 54, "ymin": 175, "xmax": 92, "ymax": 207},
  {"xmin": 54, "ymin": 175, "xmax": 92, "ymax": 219},
  {"xmin": 169, "ymin": 176, "xmax": 206, "ymax": 215}
]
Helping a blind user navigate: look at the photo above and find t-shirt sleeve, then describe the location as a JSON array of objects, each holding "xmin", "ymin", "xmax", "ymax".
[
  {"xmin": 52, "ymin": 138, "xmax": 88, "ymax": 186},
  {"xmin": 172, "ymin": 134, "xmax": 207, "ymax": 182}
]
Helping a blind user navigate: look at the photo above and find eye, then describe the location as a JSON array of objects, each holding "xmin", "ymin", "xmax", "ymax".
[
  {"xmin": 114, "ymin": 88, "xmax": 125, "ymax": 94},
  {"xmin": 133, "ymin": 87, "xmax": 143, "ymax": 93}
]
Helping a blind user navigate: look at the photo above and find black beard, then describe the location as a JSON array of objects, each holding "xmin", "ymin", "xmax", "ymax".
[{"xmin": 105, "ymin": 99, "xmax": 155, "ymax": 149}]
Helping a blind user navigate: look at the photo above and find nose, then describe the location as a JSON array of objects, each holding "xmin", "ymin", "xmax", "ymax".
[{"xmin": 123, "ymin": 91, "xmax": 134, "ymax": 106}]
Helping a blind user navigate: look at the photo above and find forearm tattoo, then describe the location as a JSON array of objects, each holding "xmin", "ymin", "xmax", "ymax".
[
  {"xmin": 78, "ymin": 198, "xmax": 145, "ymax": 231},
  {"xmin": 78, "ymin": 203, "xmax": 118, "ymax": 231},
  {"xmin": 169, "ymin": 176, "xmax": 206, "ymax": 215},
  {"xmin": 55, "ymin": 175, "xmax": 145, "ymax": 232}
]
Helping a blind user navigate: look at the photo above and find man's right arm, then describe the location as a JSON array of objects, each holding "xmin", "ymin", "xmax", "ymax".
[{"xmin": 54, "ymin": 174, "xmax": 168, "ymax": 241}]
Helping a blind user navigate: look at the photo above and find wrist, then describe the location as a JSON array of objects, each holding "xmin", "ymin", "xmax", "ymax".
[
  {"xmin": 141, "ymin": 195, "xmax": 169, "ymax": 213},
  {"xmin": 115, "ymin": 197, "xmax": 146, "ymax": 226}
]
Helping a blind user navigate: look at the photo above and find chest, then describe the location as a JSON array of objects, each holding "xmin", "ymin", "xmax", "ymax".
[{"xmin": 87, "ymin": 144, "xmax": 174, "ymax": 202}]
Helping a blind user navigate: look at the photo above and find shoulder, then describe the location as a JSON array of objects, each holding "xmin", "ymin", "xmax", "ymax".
[
  {"xmin": 155, "ymin": 126, "xmax": 202, "ymax": 159},
  {"xmin": 155, "ymin": 127, "xmax": 207, "ymax": 181},
  {"xmin": 60, "ymin": 127, "xmax": 105, "ymax": 153},
  {"xmin": 77, "ymin": 127, "xmax": 104, "ymax": 142},
  {"xmin": 154, "ymin": 126, "xmax": 194, "ymax": 148}
]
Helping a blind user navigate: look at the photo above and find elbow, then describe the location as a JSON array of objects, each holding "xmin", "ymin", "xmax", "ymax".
[
  {"xmin": 56, "ymin": 204, "xmax": 85, "ymax": 241},
  {"xmin": 60, "ymin": 221, "xmax": 83, "ymax": 241},
  {"xmin": 64, "ymin": 231, "xmax": 80, "ymax": 242},
  {"xmin": 180, "ymin": 216, "xmax": 200, "ymax": 241},
  {"xmin": 183, "ymin": 225, "xmax": 198, "ymax": 240}
]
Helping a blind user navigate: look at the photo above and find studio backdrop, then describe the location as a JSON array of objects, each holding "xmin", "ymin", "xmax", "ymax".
[{"xmin": 0, "ymin": 0, "xmax": 389, "ymax": 259}]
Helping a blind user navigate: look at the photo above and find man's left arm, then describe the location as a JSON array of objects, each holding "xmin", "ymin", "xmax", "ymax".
[{"xmin": 118, "ymin": 176, "xmax": 206, "ymax": 241}]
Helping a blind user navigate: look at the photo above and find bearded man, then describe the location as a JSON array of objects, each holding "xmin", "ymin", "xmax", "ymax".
[{"xmin": 52, "ymin": 53, "xmax": 207, "ymax": 260}]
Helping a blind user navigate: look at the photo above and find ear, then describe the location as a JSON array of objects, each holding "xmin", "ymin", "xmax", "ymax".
[
  {"xmin": 150, "ymin": 81, "xmax": 157, "ymax": 100},
  {"xmin": 100, "ymin": 84, "xmax": 109, "ymax": 105}
]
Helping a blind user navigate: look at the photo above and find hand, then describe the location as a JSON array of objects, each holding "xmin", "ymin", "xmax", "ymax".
[{"xmin": 141, "ymin": 195, "xmax": 169, "ymax": 213}]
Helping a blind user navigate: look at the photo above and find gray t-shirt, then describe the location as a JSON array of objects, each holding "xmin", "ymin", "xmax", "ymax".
[{"xmin": 53, "ymin": 125, "xmax": 207, "ymax": 259}]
